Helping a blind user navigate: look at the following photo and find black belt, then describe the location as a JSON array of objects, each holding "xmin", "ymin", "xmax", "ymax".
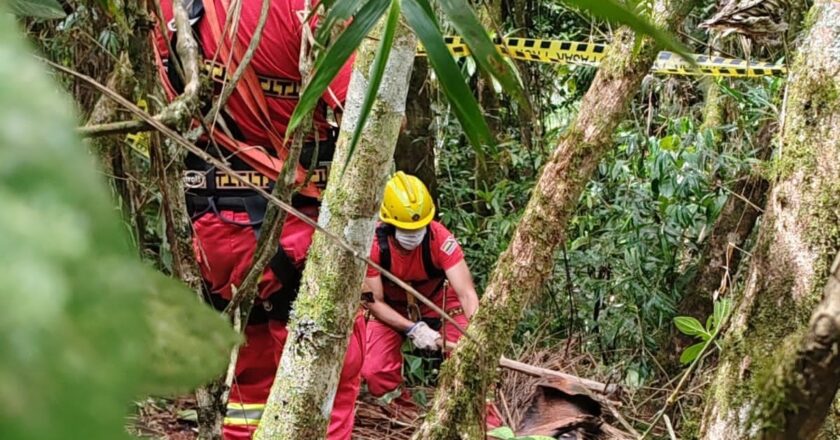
[{"xmin": 203, "ymin": 285, "xmax": 297, "ymax": 324}]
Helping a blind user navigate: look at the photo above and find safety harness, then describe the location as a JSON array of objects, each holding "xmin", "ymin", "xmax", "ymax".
[
  {"xmin": 375, "ymin": 224, "xmax": 454, "ymax": 324},
  {"xmin": 152, "ymin": 0, "xmax": 334, "ymax": 323},
  {"xmin": 151, "ymin": 0, "xmax": 325, "ymax": 197}
]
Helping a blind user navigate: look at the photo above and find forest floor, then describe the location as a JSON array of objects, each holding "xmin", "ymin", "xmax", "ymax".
[{"xmin": 131, "ymin": 340, "xmax": 691, "ymax": 439}]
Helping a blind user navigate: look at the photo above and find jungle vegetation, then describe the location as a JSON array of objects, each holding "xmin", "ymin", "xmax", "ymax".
[{"xmin": 2, "ymin": 0, "xmax": 839, "ymax": 439}]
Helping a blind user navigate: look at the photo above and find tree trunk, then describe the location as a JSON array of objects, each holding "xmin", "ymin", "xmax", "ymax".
[
  {"xmin": 413, "ymin": 1, "xmax": 697, "ymax": 438},
  {"xmin": 149, "ymin": 4, "xmax": 227, "ymax": 438},
  {"xmin": 393, "ymin": 57, "xmax": 437, "ymax": 200},
  {"xmin": 253, "ymin": 21, "xmax": 416, "ymax": 439},
  {"xmin": 473, "ymin": 0, "xmax": 505, "ymax": 216},
  {"xmin": 700, "ymin": 2, "xmax": 840, "ymax": 438}
]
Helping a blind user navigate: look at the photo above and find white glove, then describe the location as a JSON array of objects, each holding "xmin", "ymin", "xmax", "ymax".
[{"xmin": 406, "ymin": 321, "xmax": 441, "ymax": 351}]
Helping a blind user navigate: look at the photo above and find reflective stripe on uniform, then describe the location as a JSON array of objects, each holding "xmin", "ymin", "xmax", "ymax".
[{"xmin": 223, "ymin": 402, "xmax": 265, "ymax": 427}]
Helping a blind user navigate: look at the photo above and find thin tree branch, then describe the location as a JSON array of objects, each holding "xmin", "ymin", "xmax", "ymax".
[
  {"xmin": 152, "ymin": 4, "xmax": 224, "ymax": 440},
  {"xmin": 79, "ymin": 118, "xmax": 153, "ymax": 137},
  {"xmin": 43, "ymin": 55, "xmax": 471, "ymax": 340},
  {"xmin": 223, "ymin": 0, "xmax": 317, "ymax": 319}
]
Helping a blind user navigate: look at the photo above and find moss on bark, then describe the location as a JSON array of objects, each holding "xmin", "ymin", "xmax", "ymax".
[
  {"xmin": 700, "ymin": 3, "xmax": 840, "ymax": 438},
  {"xmin": 253, "ymin": 21, "xmax": 417, "ymax": 440},
  {"xmin": 412, "ymin": 1, "xmax": 697, "ymax": 438}
]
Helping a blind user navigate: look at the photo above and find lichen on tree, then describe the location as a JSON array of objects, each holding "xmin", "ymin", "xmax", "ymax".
[
  {"xmin": 700, "ymin": 2, "xmax": 840, "ymax": 438},
  {"xmin": 253, "ymin": 18, "xmax": 417, "ymax": 440},
  {"xmin": 413, "ymin": 0, "xmax": 699, "ymax": 438}
]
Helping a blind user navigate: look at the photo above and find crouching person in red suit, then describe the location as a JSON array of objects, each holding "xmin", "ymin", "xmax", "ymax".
[{"xmin": 361, "ymin": 172, "xmax": 501, "ymax": 427}]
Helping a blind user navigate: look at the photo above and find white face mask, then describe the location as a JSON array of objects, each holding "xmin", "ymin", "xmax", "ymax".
[{"xmin": 395, "ymin": 227, "xmax": 426, "ymax": 250}]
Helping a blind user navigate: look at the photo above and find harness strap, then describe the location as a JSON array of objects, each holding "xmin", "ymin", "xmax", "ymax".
[
  {"xmin": 375, "ymin": 224, "xmax": 447, "ymax": 321},
  {"xmin": 202, "ymin": 0, "xmax": 318, "ymax": 196},
  {"xmin": 150, "ymin": 0, "xmax": 321, "ymax": 197},
  {"xmin": 421, "ymin": 226, "xmax": 445, "ymax": 279},
  {"xmin": 376, "ymin": 224, "xmax": 394, "ymax": 273}
]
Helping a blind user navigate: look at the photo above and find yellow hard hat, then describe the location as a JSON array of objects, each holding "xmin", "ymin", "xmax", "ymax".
[{"xmin": 380, "ymin": 172, "xmax": 435, "ymax": 230}]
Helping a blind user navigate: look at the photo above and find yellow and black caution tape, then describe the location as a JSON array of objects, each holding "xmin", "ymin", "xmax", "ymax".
[{"xmin": 424, "ymin": 36, "xmax": 786, "ymax": 78}]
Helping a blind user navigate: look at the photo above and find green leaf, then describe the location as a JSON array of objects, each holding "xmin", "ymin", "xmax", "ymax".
[
  {"xmin": 488, "ymin": 426, "xmax": 516, "ymax": 439},
  {"xmin": 7, "ymin": 0, "xmax": 66, "ymax": 18},
  {"xmin": 177, "ymin": 409, "xmax": 198, "ymax": 422},
  {"xmin": 141, "ymin": 269, "xmax": 240, "ymax": 396},
  {"xmin": 680, "ymin": 341, "xmax": 706, "ymax": 364},
  {"xmin": 660, "ymin": 135, "xmax": 679, "ymax": 151},
  {"xmin": 436, "ymin": 0, "xmax": 531, "ymax": 112},
  {"xmin": 673, "ymin": 316, "xmax": 707, "ymax": 338},
  {"xmin": 404, "ymin": 0, "xmax": 494, "ymax": 152},
  {"xmin": 0, "ymin": 11, "xmax": 235, "ymax": 440},
  {"xmin": 343, "ymin": 0, "xmax": 401, "ymax": 173},
  {"xmin": 712, "ymin": 298, "xmax": 733, "ymax": 332},
  {"xmin": 560, "ymin": 0, "xmax": 693, "ymax": 64},
  {"xmin": 287, "ymin": 0, "xmax": 390, "ymax": 139}
]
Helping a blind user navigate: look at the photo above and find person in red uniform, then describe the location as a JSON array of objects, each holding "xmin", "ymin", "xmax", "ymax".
[
  {"xmin": 362, "ymin": 172, "xmax": 500, "ymax": 427},
  {"xmin": 152, "ymin": 1, "xmax": 363, "ymax": 439}
]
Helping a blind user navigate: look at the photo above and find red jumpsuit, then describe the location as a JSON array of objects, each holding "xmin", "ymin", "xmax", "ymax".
[
  {"xmin": 362, "ymin": 221, "xmax": 500, "ymax": 427},
  {"xmin": 362, "ymin": 221, "xmax": 469, "ymax": 396},
  {"xmin": 153, "ymin": 1, "xmax": 363, "ymax": 439},
  {"xmin": 193, "ymin": 208, "xmax": 365, "ymax": 440}
]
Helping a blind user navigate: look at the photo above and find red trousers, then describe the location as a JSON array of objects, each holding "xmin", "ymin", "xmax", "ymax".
[
  {"xmin": 361, "ymin": 307, "xmax": 466, "ymax": 397},
  {"xmin": 193, "ymin": 210, "xmax": 364, "ymax": 440},
  {"xmin": 360, "ymin": 290, "xmax": 501, "ymax": 428}
]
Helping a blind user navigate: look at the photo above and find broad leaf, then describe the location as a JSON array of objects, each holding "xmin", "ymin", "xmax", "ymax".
[
  {"xmin": 561, "ymin": 0, "xmax": 693, "ymax": 63},
  {"xmin": 436, "ymin": 0, "xmax": 531, "ymax": 112},
  {"xmin": 142, "ymin": 269, "xmax": 240, "ymax": 396},
  {"xmin": 0, "ymin": 11, "xmax": 235, "ymax": 440},
  {"xmin": 680, "ymin": 341, "xmax": 706, "ymax": 365},
  {"xmin": 288, "ymin": 0, "xmax": 390, "ymax": 139},
  {"xmin": 712, "ymin": 297, "xmax": 732, "ymax": 332},
  {"xmin": 488, "ymin": 426, "xmax": 516, "ymax": 439},
  {"xmin": 674, "ymin": 316, "xmax": 707, "ymax": 338},
  {"xmin": 404, "ymin": 0, "xmax": 494, "ymax": 152},
  {"xmin": 7, "ymin": 0, "xmax": 66, "ymax": 18},
  {"xmin": 343, "ymin": 0, "xmax": 401, "ymax": 172}
]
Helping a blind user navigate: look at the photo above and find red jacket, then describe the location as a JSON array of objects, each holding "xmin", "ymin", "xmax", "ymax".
[{"xmin": 153, "ymin": 0, "xmax": 353, "ymax": 180}]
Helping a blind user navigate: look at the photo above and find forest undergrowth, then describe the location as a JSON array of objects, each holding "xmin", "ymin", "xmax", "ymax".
[{"xmin": 11, "ymin": 0, "xmax": 836, "ymax": 438}]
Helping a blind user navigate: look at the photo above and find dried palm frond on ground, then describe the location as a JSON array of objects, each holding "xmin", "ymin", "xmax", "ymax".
[
  {"xmin": 498, "ymin": 340, "xmax": 613, "ymax": 429},
  {"xmin": 352, "ymin": 398, "xmax": 420, "ymax": 440},
  {"xmin": 130, "ymin": 397, "xmax": 198, "ymax": 440}
]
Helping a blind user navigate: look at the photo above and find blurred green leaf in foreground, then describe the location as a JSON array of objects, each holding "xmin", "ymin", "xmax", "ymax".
[{"xmin": 0, "ymin": 9, "xmax": 237, "ymax": 440}]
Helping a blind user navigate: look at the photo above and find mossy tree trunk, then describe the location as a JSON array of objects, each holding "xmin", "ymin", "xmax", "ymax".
[
  {"xmin": 412, "ymin": 1, "xmax": 697, "ymax": 438},
  {"xmin": 394, "ymin": 57, "xmax": 437, "ymax": 200},
  {"xmin": 253, "ymin": 21, "xmax": 416, "ymax": 439},
  {"xmin": 700, "ymin": 2, "xmax": 840, "ymax": 438}
]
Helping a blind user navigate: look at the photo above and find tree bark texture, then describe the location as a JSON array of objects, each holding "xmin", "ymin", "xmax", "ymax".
[
  {"xmin": 253, "ymin": 22, "xmax": 417, "ymax": 439},
  {"xmin": 413, "ymin": 1, "xmax": 697, "ymax": 438},
  {"xmin": 700, "ymin": 3, "xmax": 840, "ymax": 438},
  {"xmin": 150, "ymin": 4, "xmax": 227, "ymax": 438},
  {"xmin": 473, "ymin": 0, "xmax": 505, "ymax": 216},
  {"xmin": 394, "ymin": 57, "xmax": 437, "ymax": 199}
]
